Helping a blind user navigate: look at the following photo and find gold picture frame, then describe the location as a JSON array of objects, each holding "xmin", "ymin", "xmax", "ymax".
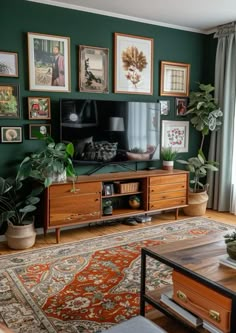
[
  {"xmin": 79, "ymin": 45, "xmax": 109, "ymax": 93},
  {"xmin": 0, "ymin": 51, "xmax": 18, "ymax": 77},
  {"xmin": 28, "ymin": 97, "xmax": 51, "ymax": 120},
  {"xmin": 114, "ymin": 33, "xmax": 153, "ymax": 95},
  {"xmin": 27, "ymin": 32, "xmax": 71, "ymax": 92},
  {"xmin": 160, "ymin": 61, "xmax": 190, "ymax": 97}
]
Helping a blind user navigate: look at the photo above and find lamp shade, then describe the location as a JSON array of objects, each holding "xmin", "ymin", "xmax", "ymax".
[{"xmin": 109, "ymin": 117, "xmax": 124, "ymax": 131}]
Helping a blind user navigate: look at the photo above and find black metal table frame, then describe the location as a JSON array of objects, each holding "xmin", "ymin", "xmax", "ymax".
[{"xmin": 140, "ymin": 247, "xmax": 236, "ymax": 333}]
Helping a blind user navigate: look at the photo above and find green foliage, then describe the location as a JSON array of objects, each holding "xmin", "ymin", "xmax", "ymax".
[
  {"xmin": 187, "ymin": 83, "xmax": 223, "ymax": 150},
  {"xmin": 224, "ymin": 230, "xmax": 236, "ymax": 244},
  {"xmin": 161, "ymin": 147, "xmax": 178, "ymax": 161},
  {"xmin": 17, "ymin": 135, "xmax": 76, "ymax": 188},
  {"xmin": 177, "ymin": 151, "xmax": 218, "ymax": 192},
  {"xmin": 0, "ymin": 176, "xmax": 43, "ymax": 227}
]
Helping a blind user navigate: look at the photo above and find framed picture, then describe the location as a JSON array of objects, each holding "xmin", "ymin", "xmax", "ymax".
[
  {"xmin": 27, "ymin": 32, "xmax": 71, "ymax": 92},
  {"xmin": 162, "ymin": 120, "xmax": 189, "ymax": 152},
  {"xmin": 114, "ymin": 33, "xmax": 153, "ymax": 95},
  {"xmin": 0, "ymin": 83, "xmax": 20, "ymax": 119},
  {"xmin": 28, "ymin": 97, "xmax": 51, "ymax": 119},
  {"xmin": 0, "ymin": 51, "xmax": 18, "ymax": 77},
  {"xmin": 103, "ymin": 184, "xmax": 114, "ymax": 196},
  {"xmin": 176, "ymin": 97, "xmax": 188, "ymax": 116},
  {"xmin": 1, "ymin": 126, "xmax": 22, "ymax": 143},
  {"xmin": 160, "ymin": 61, "xmax": 190, "ymax": 97},
  {"xmin": 159, "ymin": 100, "xmax": 170, "ymax": 115},
  {"xmin": 29, "ymin": 124, "xmax": 51, "ymax": 139},
  {"xmin": 79, "ymin": 45, "xmax": 109, "ymax": 93}
]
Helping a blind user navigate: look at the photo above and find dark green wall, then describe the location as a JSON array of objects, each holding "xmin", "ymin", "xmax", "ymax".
[{"xmin": 0, "ymin": 0, "xmax": 214, "ymax": 176}]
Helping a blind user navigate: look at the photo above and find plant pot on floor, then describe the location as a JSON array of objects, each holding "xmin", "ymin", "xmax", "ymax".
[
  {"xmin": 5, "ymin": 221, "xmax": 36, "ymax": 250},
  {"xmin": 162, "ymin": 160, "xmax": 174, "ymax": 171},
  {"xmin": 183, "ymin": 190, "xmax": 208, "ymax": 216}
]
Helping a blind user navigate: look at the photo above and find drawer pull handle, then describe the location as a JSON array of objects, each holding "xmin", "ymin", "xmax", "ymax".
[
  {"xmin": 71, "ymin": 188, "xmax": 80, "ymax": 193},
  {"xmin": 209, "ymin": 310, "xmax": 220, "ymax": 322},
  {"xmin": 177, "ymin": 290, "xmax": 187, "ymax": 302}
]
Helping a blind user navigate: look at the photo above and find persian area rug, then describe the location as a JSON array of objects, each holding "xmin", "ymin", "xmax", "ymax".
[{"xmin": 0, "ymin": 217, "xmax": 234, "ymax": 333}]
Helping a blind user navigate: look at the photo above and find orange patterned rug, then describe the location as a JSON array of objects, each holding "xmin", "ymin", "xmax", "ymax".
[{"xmin": 0, "ymin": 217, "xmax": 233, "ymax": 333}]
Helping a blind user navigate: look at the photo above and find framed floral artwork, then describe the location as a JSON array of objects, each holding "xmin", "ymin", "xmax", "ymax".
[
  {"xmin": 79, "ymin": 45, "xmax": 109, "ymax": 93},
  {"xmin": 1, "ymin": 126, "xmax": 22, "ymax": 143},
  {"xmin": 0, "ymin": 51, "xmax": 18, "ymax": 77},
  {"xmin": 27, "ymin": 32, "xmax": 71, "ymax": 92},
  {"xmin": 28, "ymin": 97, "xmax": 51, "ymax": 119},
  {"xmin": 176, "ymin": 97, "xmax": 188, "ymax": 116},
  {"xmin": 160, "ymin": 61, "xmax": 190, "ymax": 97},
  {"xmin": 0, "ymin": 83, "xmax": 20, "ymax": 119},
  {"xmin": 114, "ymin": 33, "xmax": 153, "ymax": 95},
  {"xmin": 29, "ymin": 124, "xmax": 51, "ymax": 139},
  {"xmin": 162, "ymin": 120, "xmax": 189, "ymax": 152}
]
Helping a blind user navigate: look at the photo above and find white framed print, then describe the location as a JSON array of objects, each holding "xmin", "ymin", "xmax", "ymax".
[
  {"xmin": 114, "ymin": 33, "xmax": 153, "ymax": 95},
  {"xmin": 27, "ymin": 32, "xmax": 71, "ymax": 92},
  {"xmin": 162, "ymin": 120, "xmax": 189, "ymax": 152}
]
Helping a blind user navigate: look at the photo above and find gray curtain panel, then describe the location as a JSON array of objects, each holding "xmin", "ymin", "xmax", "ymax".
[{"xmin": 208, "ymin": 22, "xmax": 236, "ymax": 211}]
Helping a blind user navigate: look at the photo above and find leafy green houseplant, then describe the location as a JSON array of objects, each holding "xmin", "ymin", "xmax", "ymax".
[
  {"xmin": 224, "ymin": 230, "xmax": 236, "ymax": 260},
  {"xmin": 18, "ymin": 135, "xmax": 76, "ymax": 188},
  {"xmin": 161, "ymin": 147, "xmax": 178, "ymax": 170}
]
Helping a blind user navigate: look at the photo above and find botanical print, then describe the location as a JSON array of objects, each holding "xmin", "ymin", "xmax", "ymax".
[
  {"xmin": 28, "ymin": 97, "xmax": 51, "ymax": 119},
  {"xmin": 166, "ymin": 126, "xmax": 185, "ymax": 147},
  {"xmin": 162, "ymin": 120, "xmax": 189, "ymax": 152},
  {"xmin": 29, "ymin": 124, "xmax": 51, "ymax": 139},
  {"xmin": 0, "ymin": 51, "xmax": 18, "ymax": 77},
  {"xmin": 28, "ymin": 32, "xmax": 70, "ymax": 92},
  {"xmin": 115, "ymin": 33, "xmax": 153, "ymax": 94},
  {"xmin": 0, "ymin": 84, "xmax": 20, "ymax": 118}
]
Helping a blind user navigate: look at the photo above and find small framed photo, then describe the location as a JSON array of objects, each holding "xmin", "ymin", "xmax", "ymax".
[
  {"xmin": 28, "ymin": 97, "xmax": 51, "ymax": 119},
  {"xmin": 160, "ymin": 61, "xmax": 190, "ymax": 97},
  {"xmin": 0, "ymin": 51, "xmax": 18, "ymax": 77},
  {"xmin": 79, "ymin": 45, "xmax": 109, "ymax": 93},
  {"xmin": 114, "ymin": 33, "xmax": 153, "ymax": 95},
  {"xmin": 103, "ymin": 184, "xmax": 114, "ymax": 196},
  {"xmin": 27, "ymin": 32, "xmax": 71, "ymax": 92},
  {"xmin": 0, "ymin": 83, "xmax": 20, "ymax": 119},
  {"xmin": 159, "ymin": 100, "xmax": 170, "ymax": 115},
  {"xmin": 176, "ymin": 98, "xmax": 188, "ymax": 116},
  {"xmin": 162, "ymin": 120, "xmax": 189, "ymax": 152},
  {"xmin": 1, "ymin": 126, "xmax": 22, "ymax": 143},
  {"xmin": 29, "ymin": 124, "xmax": 51, "ymax": 139}
]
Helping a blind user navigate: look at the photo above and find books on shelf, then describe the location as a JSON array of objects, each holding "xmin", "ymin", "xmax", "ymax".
[
  {"xmin": 160, "ymin": 291, "xmax": 202, "ymax": 327},
  {"xmin": 203, "ymin": 320, "xmax": 224, "ymax": 333},
  {"xmin": 219, "ymin": 254, "xmax": 236, "ymax": 269}
]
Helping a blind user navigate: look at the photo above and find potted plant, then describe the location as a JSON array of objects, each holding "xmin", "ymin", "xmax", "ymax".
[
  {"xmin": 161, "ymin": 146, "xmax": 178, "ymax": 170},
  {"xmin": 224, "ymin": 230, "xmax": 236, "ymax": 261},
  {"xmin": 0, "ymin": 176, "xmax": 43, "ymax": 249},
  {"xmin": 18, "ymin": 135, "xmax": 76, "ymax": 188},
  {"xmin": 103, "ymin": 199, "xmax": 113, "ymax": 216},
  {"xmin": 177, "ymin": 152, "xmax": 219, "ymax": 216}
]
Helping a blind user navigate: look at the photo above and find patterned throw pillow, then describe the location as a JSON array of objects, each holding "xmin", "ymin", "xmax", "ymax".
[{"xmin": 82, "ymin": 141, "xmax": 118, "ymax": 162}]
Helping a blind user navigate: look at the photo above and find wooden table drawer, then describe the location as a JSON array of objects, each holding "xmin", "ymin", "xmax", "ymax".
[
  {"xmin": 150, "ymin": 183, "xmax": 186, "ymax": 194},
  {"xmin": 149, "ymin": 197, "xmax": 186, "ymax": 210},
  {"xmin": 150, "ymin": 174, "xmax": 187, "ymax": 186},
  {"xmin": 49, "ymin": 182, "xmax": 101, "ymax": 198},
  {"xmin": 172, "ymin": 270, "xmax": 231, "ymax": 332},
  {"xmin": 150, "ymin": 190, "xmax": 186, "ymax": 201}
]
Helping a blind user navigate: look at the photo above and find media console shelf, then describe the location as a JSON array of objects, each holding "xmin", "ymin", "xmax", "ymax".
[{"xmin": 44, "ymin": 169, "xmax": 189, "ymax": 243}]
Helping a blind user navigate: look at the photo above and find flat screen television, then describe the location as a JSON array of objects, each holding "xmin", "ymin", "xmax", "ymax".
[{"xmin": 60, "ymin": 99, "xmax": 161, "ymax": 164}]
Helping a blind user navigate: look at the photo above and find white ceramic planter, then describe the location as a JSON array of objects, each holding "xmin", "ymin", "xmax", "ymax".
[{"xmin": 162, "ymin": 160, "xmax": 174, "ymax": 171}]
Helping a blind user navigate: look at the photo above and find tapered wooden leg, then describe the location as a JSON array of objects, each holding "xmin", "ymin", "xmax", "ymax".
[
  {"xmin": 56, "ymin": 228, "xmax": 60, "ymax": 243},
  {"xmin": 175, "ymin": 208, "xmax": 179, "ymax": 220}
]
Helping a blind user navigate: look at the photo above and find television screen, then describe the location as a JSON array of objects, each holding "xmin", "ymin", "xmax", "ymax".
[{"xmin": 60, "ymin": 99, "xmax": 161, "ymax": 163}]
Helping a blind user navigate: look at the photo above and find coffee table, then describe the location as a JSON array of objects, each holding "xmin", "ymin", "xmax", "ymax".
[{"xmin": 140, "ymin": 231, "xmax": 236, "ymax": 332}]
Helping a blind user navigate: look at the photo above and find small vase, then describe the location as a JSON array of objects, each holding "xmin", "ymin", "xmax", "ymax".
[
  {"xmin": 226, "ymin": 242, "xmax": 236, "ymax": 260},
  {"xmin": 163, "ymin": 160, "xmax": 174, "ymax": 171}
]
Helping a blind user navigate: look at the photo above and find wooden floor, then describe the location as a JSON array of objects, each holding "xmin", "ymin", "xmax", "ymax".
[{"xmin": 0, "ymin": 209, "xmax": 235, "ymax": 333}]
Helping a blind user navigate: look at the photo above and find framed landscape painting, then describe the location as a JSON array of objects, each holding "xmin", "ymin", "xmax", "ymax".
[
  {"xmin": 114, "ymin": 33, "xmax": 153, "ymax": 95},
  {"xmin": 27, "ymin": 32, "xmax": 71, "ymax": 92},
  {"xmin": 79, "ymin": 45, "xmax": 109, "ymax": 93},
  {"xmin": 0, "ymin": 51, "xmax": 18, "ymax": 77},
  {"xmin": 0, "ymin": 83, "xmax": 20, "ymax": 119}
]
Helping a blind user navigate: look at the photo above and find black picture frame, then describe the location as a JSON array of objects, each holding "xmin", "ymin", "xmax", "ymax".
[{"xmin": 103, "ymin": 184, "xmax": 114, "ymax": 196}]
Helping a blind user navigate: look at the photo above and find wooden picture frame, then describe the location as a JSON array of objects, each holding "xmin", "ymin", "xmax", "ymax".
[
  {"xmin": 27, "ymin": 32, "xmax": 71, "ymax": 92},
  {"xmin": 1, "ymin": 126, "xmax": 22, "ymax": 143},
  {"xmin": 114, "ymin": 33, "xmax": 153, "ymax": 95},
  {"xmin": 79, "ymin": 45, "xmax": 109, "ymax": 93},
  {"xmin": 28, "ymin": 97, "xmax": 51, "ymax": 119},
  {"xmin": 159, "ymin": 100, "xmax": 170, "ymax": 115},
  {"xmin": 162, "ymin": 120, "xmax": 189, "ymax": 152},
  {"xmin": 29, "ymin": 124, "xmax": 51, "ymax": 139},
  {"xmin": 0, "ymin": 51, "xmax": 18, "ymax": 77},
  {"xmin": 176, "ymin": 97, "xmax": 188, "ymax": 116},
  {"xmin": 160, "ymin": 61, "xmax": 190, "ymax": 97},
  {"xmin": 0, "ymin": 83, "xmax": 20, "ymax": 119}
]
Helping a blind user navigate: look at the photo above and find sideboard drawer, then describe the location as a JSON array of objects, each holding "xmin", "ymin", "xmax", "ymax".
[
  {"xmin": 150, "ymin": 174, "xmax": 187, "ymax": 186},
  {"xmin": 150, "ymin": 190, "xmax": 186, "ymax": 201},
  {"xmin": 49, "ymin": 182, "xmax": 101, "ymax": 198},
  {"xmin": 149, "ymin": 197, "xmax": 186, "ymax": 210}
]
